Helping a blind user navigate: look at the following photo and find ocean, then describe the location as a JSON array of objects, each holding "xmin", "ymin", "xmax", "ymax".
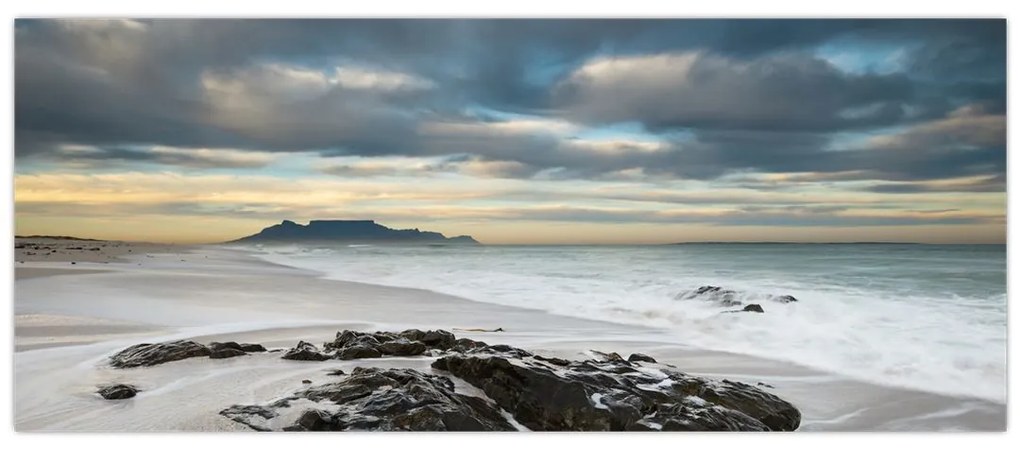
[{"xmin": 251, "ymin": 243, "xmax": 1007, "ymax": 403}]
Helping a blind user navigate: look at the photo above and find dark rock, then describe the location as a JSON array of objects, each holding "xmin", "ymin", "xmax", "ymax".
[
  {"xmin": 290, "ymin": 409, "xmax": 332, "ymax": 431},
  {"xmin": 432, "ymin": 350, "xmax": 800, "ymax": 431},
  {"xmin": 473, "ymin": 344, "xmax": 532, "ymax": 358},
  {"xmin": 324, "ymin": 330, "xmax": 380, "ymax": 351},
  {"xmin": 741, "ymin": 304, "xmax": 765, "ymax": 313},
  {"xmin": 420, "ymin": 330, "xmax": 456, "ymax": 349},
  {"xmin": 533, "ymin": 354, "xmax": 571, "ymax": 366},
  {"xmin": 97, "ymin": 384, "xmax": 138, "ymax": 400},
  {"xmin": 239, "ymin": 343, "xmax": 267, "ymax": 352},
  {"xmin": 627, "ymin": 353, "xmax": 658, "ymax": 363},
  {"xmin": 677, "ymin": 285, "xmax": 742, "ymax": 307},
  {"xmin": 221, "ymin": 367, "xmax": 515, "ymax": 431},
  {"xmin": 210, "ymin": 348, "xmax": 248, "ymax": 359},
  {"xmin": 209, "ymin": 341, "xmax": 243, "ymax": 351},
  {"xmin": 399, "ymin": 329, "xmax": 426, "ymax": 341},
  {"xmin": 336, "ymin": 345, "xmax": 382, "ymax": 360},
  {"xmin": 450, "ymin": 338, "xmax": 489, "ymax": 352},
  {"xmin": 109, "ymin": 340, "xmax": 212, "ymax": 368},
  {"xmin": 757, "ymin": 382, "xmax": 775, "ymax": 389},
  {"xmin": 281, "ymin": 341, "xmax": 331, "ymax": 361},
  {"xmin": 376, "ymin": 338, "xmax": 427, "ymax": 356},
  {"xmin": 325, "ymin": 329, "xmax": 449, "ymax": 358},
  {"xmin": 590, "ymin": 350, "xmax": 627, "ymax": 363},
  {"xmin": 326, "ymin": 369, "xmax": 345, "ymax": 376},
  {"xmin": 773, "ymin": 295, "xmax": 798, "ymax": 303},
  {"xmin": 302, "ymin": 379, "xmax": 312, "ymax": 384}
]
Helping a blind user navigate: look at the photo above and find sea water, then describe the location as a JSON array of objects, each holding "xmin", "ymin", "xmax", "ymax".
[{"xmin": 251, "ymin": 243, "xmax": 1006, "ymax": 403}]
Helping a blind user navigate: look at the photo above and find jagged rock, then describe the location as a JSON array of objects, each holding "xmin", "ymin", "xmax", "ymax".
[
  {"xmin": 432, "ymin": 350, "xmax": 800, "ymax": 431},
  {"xmin": 221, "ymin": 367, "xmax": 515, "ymax": 431},
  {"xmin": 290, "ymin": 409, "xmax": 332, "ymax": 431},
  {"xmin": 324, "ymin": 329, "xmax": 449, "ymax": 359},
  {"xmin": 591, "ymin": 350, "xmax": 626, "ymax": 362},
  {"xmin": 281, "ymin": 341, "xmax": 330, "ymax": 361},
  {"xmin": 450, "ymin": 338, "xmax": 489, "ymax": 352},
  {"xmin": 210, "ymin": 348, "xmax": 248, "ymax": 359},
  {"xmin": 678, "ymin": 286, "xmax": 799, "ymax": 308},
  {"xmin": 676, "ymin": 285, "xmax": 743, "ymax": 307},
  {"xmin": 472, "ymin": 344, "xmax": 532, "ymax": 358},
  {"xmin": 376, "ymin": 338, "xmax": 427, "ymax": 356},
  {"xmin": 97, "ymin": 384, "xmax": 138, "ymax": 400},
  {"xmin": 326, "ymin": 369, "xmax": 345, "ymax": 376},
  {"xmin": 336, "ymin": 345, "xmax": 382, "ymax": 360},
  {"xmin": 399, "ymin": 329, "xmax": 426, "ymax": 341},
  {"xmin": 420, "ymin": 330, "xmax": 457, "ymax": 349},
  {"xmin": 628, "ymin": 353, "xmax": 657, "ymax": 363},
  {"xmin": 109, "ymin": 340, "xmax": 212, "ymax": 368}
]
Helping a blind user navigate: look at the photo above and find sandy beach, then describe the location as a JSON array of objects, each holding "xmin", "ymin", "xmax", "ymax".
[{"xmin": 12, "ymin": 240, "xmax": 1006, "ymax": 431}]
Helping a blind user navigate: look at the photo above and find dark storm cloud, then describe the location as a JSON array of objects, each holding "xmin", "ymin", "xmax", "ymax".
[
  {"xmin": 52, "ymin": 146, "xmax": 275, "ymax": 169},
  {"xmin": 552, "ymin": 51, "xmax": 916, "ymax": 132},
  {"xmin": 14, "ymin": 18, "xmax": 1005, "ymax": 186}
]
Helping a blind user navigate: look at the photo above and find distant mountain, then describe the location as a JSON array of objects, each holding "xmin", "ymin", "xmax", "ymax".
[{"xmin": 228, "ymin": 220, "xmax": 480, "ymax": 245}]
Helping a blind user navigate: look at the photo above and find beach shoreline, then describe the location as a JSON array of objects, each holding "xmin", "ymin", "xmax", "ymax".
[{"xmin": 13, "ymin": 241, "xmax": 1006, "ymax": 431}]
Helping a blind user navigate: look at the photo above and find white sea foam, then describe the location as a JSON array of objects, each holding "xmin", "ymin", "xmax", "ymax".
[{"xmin": 251, "ymin": 243, "xmax": 1007, "ymax": 403}]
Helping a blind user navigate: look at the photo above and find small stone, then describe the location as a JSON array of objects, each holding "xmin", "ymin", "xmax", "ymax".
[
  {"xmin": 742, "ymin": 304, "xmax": 765, "ymax": 313},
  {"xmin": 627, "ymin": 353, "xmax": 657, "ymax": 363},
  {"xmin": 97, "ymin": 384, "xmax": 138, "ymax": 400}
]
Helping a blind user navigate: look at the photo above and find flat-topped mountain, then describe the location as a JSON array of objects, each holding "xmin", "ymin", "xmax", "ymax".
[{"xmin": 228, "ymin": 220, "xmax": 480, "ymax": 245}]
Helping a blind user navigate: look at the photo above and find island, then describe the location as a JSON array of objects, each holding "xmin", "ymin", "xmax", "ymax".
[{"xmin": 227, "ymin": 220, "xmax": 480, "ymax": 245}]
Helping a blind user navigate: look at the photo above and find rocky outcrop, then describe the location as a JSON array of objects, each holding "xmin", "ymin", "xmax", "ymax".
[
  {"xmin": 97, "ymin": 384, "xmax": 139, "ymax": 400},
  {"xmin": 109, "ymin": 340, "xmax": 212, "ymax": 368},
  {"xmin": 211, "ymin": 341, "xmax": 267, "ymax": 353},
  {"xmin": 281, "ymin": 341, "xmax": 331, "ymax": 361},
  {"xmin": 676, "ymin": 286, "xmax": 799, "ymax": 307},
  {"xmin": 740, "ymin": 304, "xmax": 765, "ymax": 313},
  {"xmin": 109, "ymin": 340, "xmax": 268, "ymax": 367},
  {"xmin": 114, "ymin": 328, "xmax": 800, "ymax": 431},
  {"xmin": 220, "ymin": 367, "xmax": 516, "ymax": 431},
  {"xmin": 677, "ymin": 285, "xmax": 743, "ymax": 307},
  {"xmin": 431, "ymin": 349, "xmax": 800, "ymax": 431},
  {"xmin": 324, "ymin": 329, "xmax": 456, "ymax": 359}
]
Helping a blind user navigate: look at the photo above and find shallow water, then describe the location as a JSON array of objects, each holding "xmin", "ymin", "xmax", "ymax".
[{"xmin": 251, "ymin": 243, "xmax": 1007, "ymax": 403}]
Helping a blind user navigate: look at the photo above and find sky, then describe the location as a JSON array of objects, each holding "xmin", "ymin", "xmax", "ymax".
[{"xmin": 13, "ymin": 19, "xmax": 1006, "ymax": 244}]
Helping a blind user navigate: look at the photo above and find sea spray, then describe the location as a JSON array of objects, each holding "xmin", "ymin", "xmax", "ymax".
[{"xmin": 251, "ymin": 243, "xmax": 1006, "ymax": 403}]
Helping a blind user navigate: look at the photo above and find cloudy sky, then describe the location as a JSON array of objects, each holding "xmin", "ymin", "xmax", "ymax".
[{"xmin": 13, "ymin": 19, "xmax": 1006, "ymax": 244}]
